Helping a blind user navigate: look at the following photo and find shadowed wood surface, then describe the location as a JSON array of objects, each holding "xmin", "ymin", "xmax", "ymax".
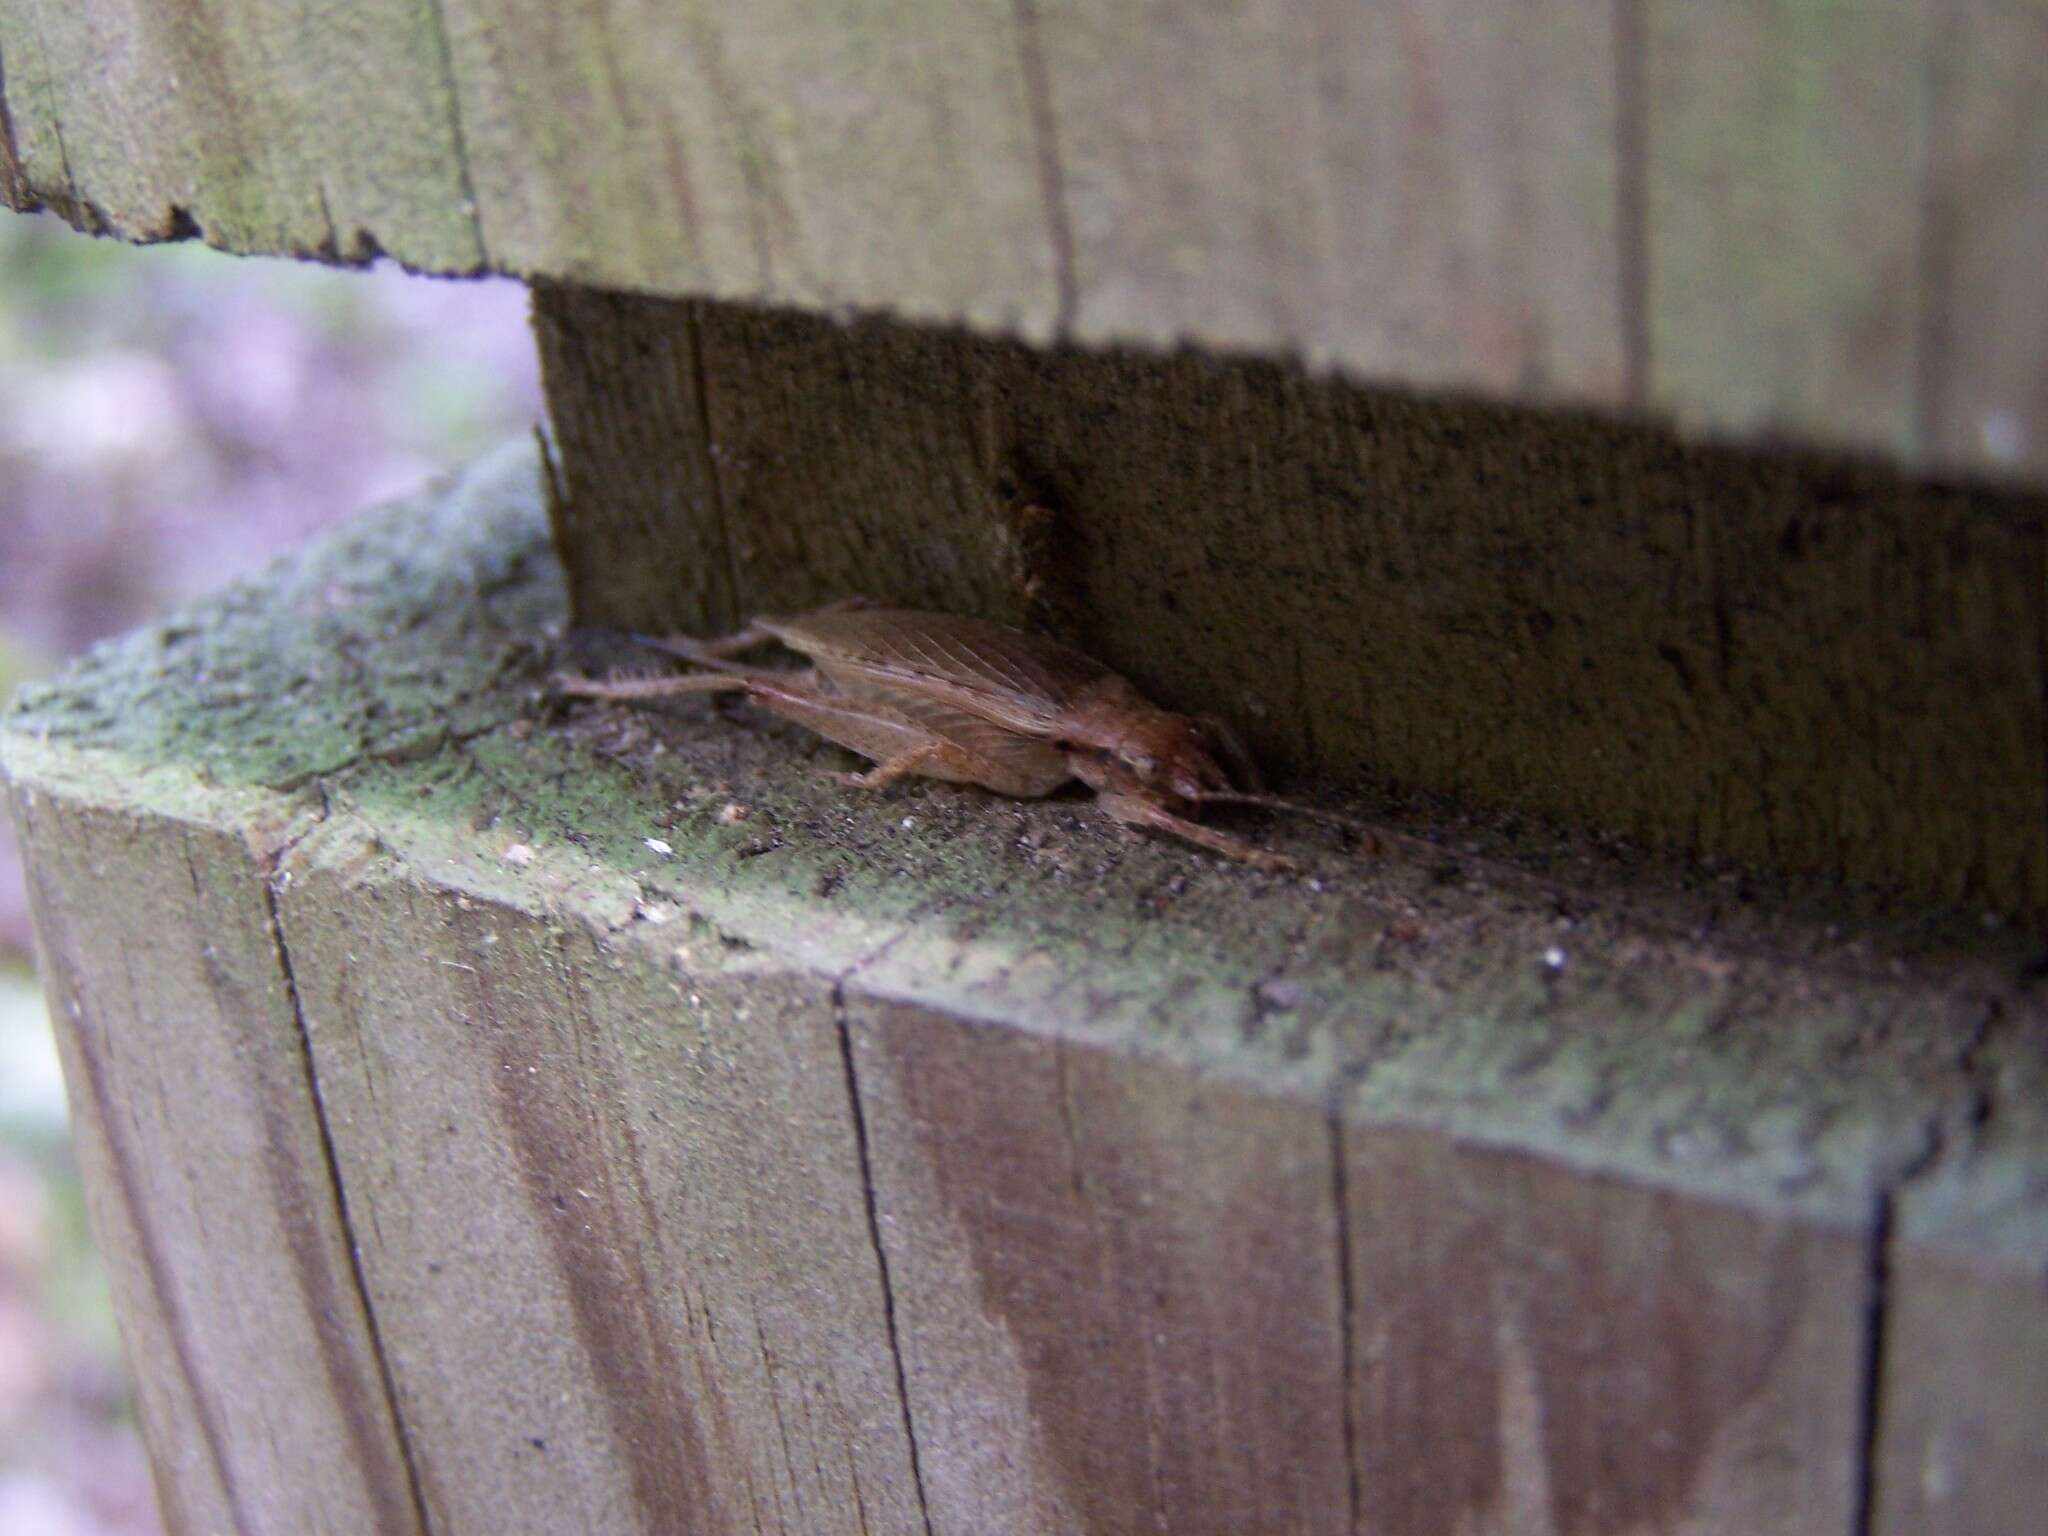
[
  {"xmin": 4, "ymin": 0, "xmax": 2044, "ymax": 481},
  {"xmin": 4, "ymin": 443, "xmax": 2043, "ymax": 1533},
  {"xmin": 538, "ymin": 291, "xmax": 2048, "ymax": 920}
]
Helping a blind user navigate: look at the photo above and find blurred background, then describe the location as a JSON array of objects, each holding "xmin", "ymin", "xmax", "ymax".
[{"xmin": 0, "ymin": 209, "xmax": 541, "ymax": 1536}]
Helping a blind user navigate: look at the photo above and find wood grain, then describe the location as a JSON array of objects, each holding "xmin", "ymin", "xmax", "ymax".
[
  {"xmin": 1874, "ymin": 1250, "xmax": 2048, "ymax": 1536},
  {"xmin": 848, "ymin": 1003, "xmax": 1351, "ymax": 1534},
  {"xmin": 1, "ymin": 0, "xmax": 478, "ymax": 262},
  {"xmin": 1644, "ymin": 0, "xmax": 1929, "ymax": 458},
  {"xmin": 6, "ymin": 444, "xmax": 2045, "ymax": 1534},
  {"xmin": 9, "ymin": 789, "xmax": 423, "ymax": 1536},
  {"xmin": 434, "ymin": 0, "xmax": 1054, "ymax": 324},
  {"xmin": 1915, "ymin": 0, "xmax": 2048, "ymax": 472},
  {"xmin": 1038, "ymin": 0, "xmax": 1626, "ymax": 396},
  {"xmin": 1341, "ymin": 1125, "xmax": 1864, "ymax": 1534},
  {"xmin": 1873, "ymin": 1012, "xmax": 2048, "ymax": 1536},
  {"xmin": 539, "ymin": 292, "xmax": 2048, "ymax": 918},
  {"xmin": 531, "ymin": 282, "xmax": 736, "ymax": 633},
  {"xmin": 271, "ymin": 830, "xmax": 926, "ymax": 1536},
  {"xmin": 5, "ymin": 0, "xmax": 2043, "ymax": 479}
]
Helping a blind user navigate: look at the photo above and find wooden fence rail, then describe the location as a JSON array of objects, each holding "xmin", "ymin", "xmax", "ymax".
[{"xmin": 4, "ymin": 1, "xmax": 2044, "ymax": 482}]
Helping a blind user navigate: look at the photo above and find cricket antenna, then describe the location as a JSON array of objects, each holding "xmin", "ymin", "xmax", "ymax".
[
  {"xmin": 1193, "ymin": 789, "xmax": 1385, "ymax": 840},
  {"xmin": 1198, "ymin": 791, "xmax": 1583, "ymax": 903}
]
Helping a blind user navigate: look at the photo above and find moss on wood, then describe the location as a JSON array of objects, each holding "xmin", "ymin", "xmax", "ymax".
[{"xmin": 5, "ymin": 441, "xmax": 2043, "ymax": 1531}]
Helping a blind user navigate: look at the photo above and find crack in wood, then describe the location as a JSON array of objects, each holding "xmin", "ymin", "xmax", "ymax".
[
  {"xmin": 422, "ymin": 0, "xmax": 488, "ymax": 268},
  {"xmin": 1851, "ymin": 1187, "xmax": 1895, "ymax": 1536},
  {"xmin": 1011, "ymin": 0, "xmax": 1078, "ymax": 336},
  {"xmin": 0, "ymin": 34, "xmax": 34, "ymax": 211},
  {"xmin": 261, "ymin": 813, "xmax": 436, "ymax": 1536},
  {"xmin": 1613, "ymin": 0, "xmax": 1651, "ymax": 406},
  {"xmin": 1327, "ymin": 1110, "xmax": 1362, "ymax": 1536},
  {"xmin": 685, "ymin": 300, "xmax": 747, "ymax": 628},
  {"xmin": 831, "ymin": 967, "xmax": 936, "ymax": 1536},
  {"xmin": 27, "ymin": 0, "xmax": 82, "ymax": 224}
]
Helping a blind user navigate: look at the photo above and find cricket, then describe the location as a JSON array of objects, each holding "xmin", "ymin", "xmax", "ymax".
[{"xmin": 554, "ymin": 601, "xmax": 1368, "ymax": 869}]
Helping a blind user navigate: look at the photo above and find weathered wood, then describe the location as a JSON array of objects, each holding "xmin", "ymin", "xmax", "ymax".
[
  {"xmin": 1342, "ymin": 1127, "xmax": 1866, "ymax": 1533},
  {"xmin": 436, "ymin": 0, "xmax": 1056, "ymax": 328},
  {"xmin": 1873, "ymin": 1014, "xmax": 2048, "ymax": 1535},
  {"xmin": 0, "ymin": 0, "xmax": 479, "ymax": 263},
  {"xmin": 0, "ymin": 446, "xmax": 554, "ymax": 1536},
  {"xmin": 9, "ymin": 789, "xmax": 423, "ymax": 1535},
  {"xmin": 531, "ymin": 284, "xmax": 736, "ymax": 632},
  {"xmin": 538, "ymin": 291, "xmax": 2048, "ymax": 919},
  {"xmin": 1644, "ymin": 0, "xmax": 1929, "ymax": 458},
  {"xmin": 6, "ymin": 1, "xmax": 2044, "ymax": 480},
  {"xmin": 6, "ymin": 443, "xmax": 2044, "ymax": 1533},
  {"xmin": 1875, "ymin": 1251, "xmax": 2048, "ymax": 1536},
  {"xmin": 1036, "ymin": 0, "xmax": 1627, "ymax": 396},
  {"xmin": 1917, "ymin": 0, "xmax": 2048, "ymax": 473},
  {"xmin": 273, "ymin": 843, "xmax": 925, "ymax": 1536},
  {"xmin": 848, "ymin": 1005, "xmax": 1351, "ymax": 1533}
]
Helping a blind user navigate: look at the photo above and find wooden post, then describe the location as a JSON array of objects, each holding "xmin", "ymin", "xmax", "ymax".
[
  {"xmin": 6, "ymin": 443, "xmax": 2041, "ymax": 1534},
  {"xmin": 5, "ymin": 1, "xmax": 2045, "ymax": 482},
  {"xmin": 6, "ymin": 1, "xmax": 2048, "ymax": 1530}
]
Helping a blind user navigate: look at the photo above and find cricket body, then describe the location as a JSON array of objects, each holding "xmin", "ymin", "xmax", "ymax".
[{"xmin": 556, "ymin": 602, "xmax": 1304, "ymax": 869}]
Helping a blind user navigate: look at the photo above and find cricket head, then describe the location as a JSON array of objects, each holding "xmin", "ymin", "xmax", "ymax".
[
  {"xmin": 1064, "ymin": 674, "xmax": 1379, "ymax": 851},
  {"xmin": 1062, "ymin": 677, "xmax": 1239, "ymax": 809}
]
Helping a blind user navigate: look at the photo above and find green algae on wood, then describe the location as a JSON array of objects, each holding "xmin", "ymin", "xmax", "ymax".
[{"xmin": 4, "ymin": 441, "xmax": 2045, "ymax": 1533}]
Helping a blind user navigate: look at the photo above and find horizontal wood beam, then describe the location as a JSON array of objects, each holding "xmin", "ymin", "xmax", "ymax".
[
  {"xmin": 5, "ymin": 441, "xmax": 2043, "ymax": 1533},
  {"xmin": 537, "ymin": 289, "xmax": 2048, "ymax": 919},
  {"xmin": 3, "ymin": 1, "xmax": 2042, "ymax": 482}
]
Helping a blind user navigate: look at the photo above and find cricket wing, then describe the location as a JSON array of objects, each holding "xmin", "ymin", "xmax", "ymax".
[
  {"xmin": 767, "ymin": 608, "xmax": 1111, "ymax": 736},
  {"xmin": 742, "ymin": 677, "xmax": 940, "ymax": 767},
  {"xmin": 748, "ymin": 676, "xmax": 1073, "ymax": 798},
  {"xmin": 875, "ymin": 693, "xmax": 1074, "ymax": 797}
]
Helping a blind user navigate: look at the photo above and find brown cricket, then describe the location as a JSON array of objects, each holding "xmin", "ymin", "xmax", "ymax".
[{"xmin": 555, "ymin": 601, "xmax": 1361, "ymax": 869}]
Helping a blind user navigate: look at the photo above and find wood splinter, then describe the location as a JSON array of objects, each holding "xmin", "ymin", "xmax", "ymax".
[{"xmin": 555, "ymin": 602, "xmax": 1371, "ymax": 870}]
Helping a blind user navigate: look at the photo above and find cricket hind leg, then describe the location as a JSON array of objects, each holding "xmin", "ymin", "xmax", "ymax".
[
  {"xmin": 641, "ymin": 596, "xmax": 879, "ymax": 666},
  {"xmin": 1093, "ymin": 792, "xmax": 1297, "ymax": 872},
  {"xmin": 633, "ymin": 629, "xmax": 783, "ymax": 672},
  {"xmin": 556, "ymin": 660, "xmax": 1035, "ymax": 800},
  {"xmin": 831, "ymin": 740, "xmax": 990, "ymax": 790}
]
